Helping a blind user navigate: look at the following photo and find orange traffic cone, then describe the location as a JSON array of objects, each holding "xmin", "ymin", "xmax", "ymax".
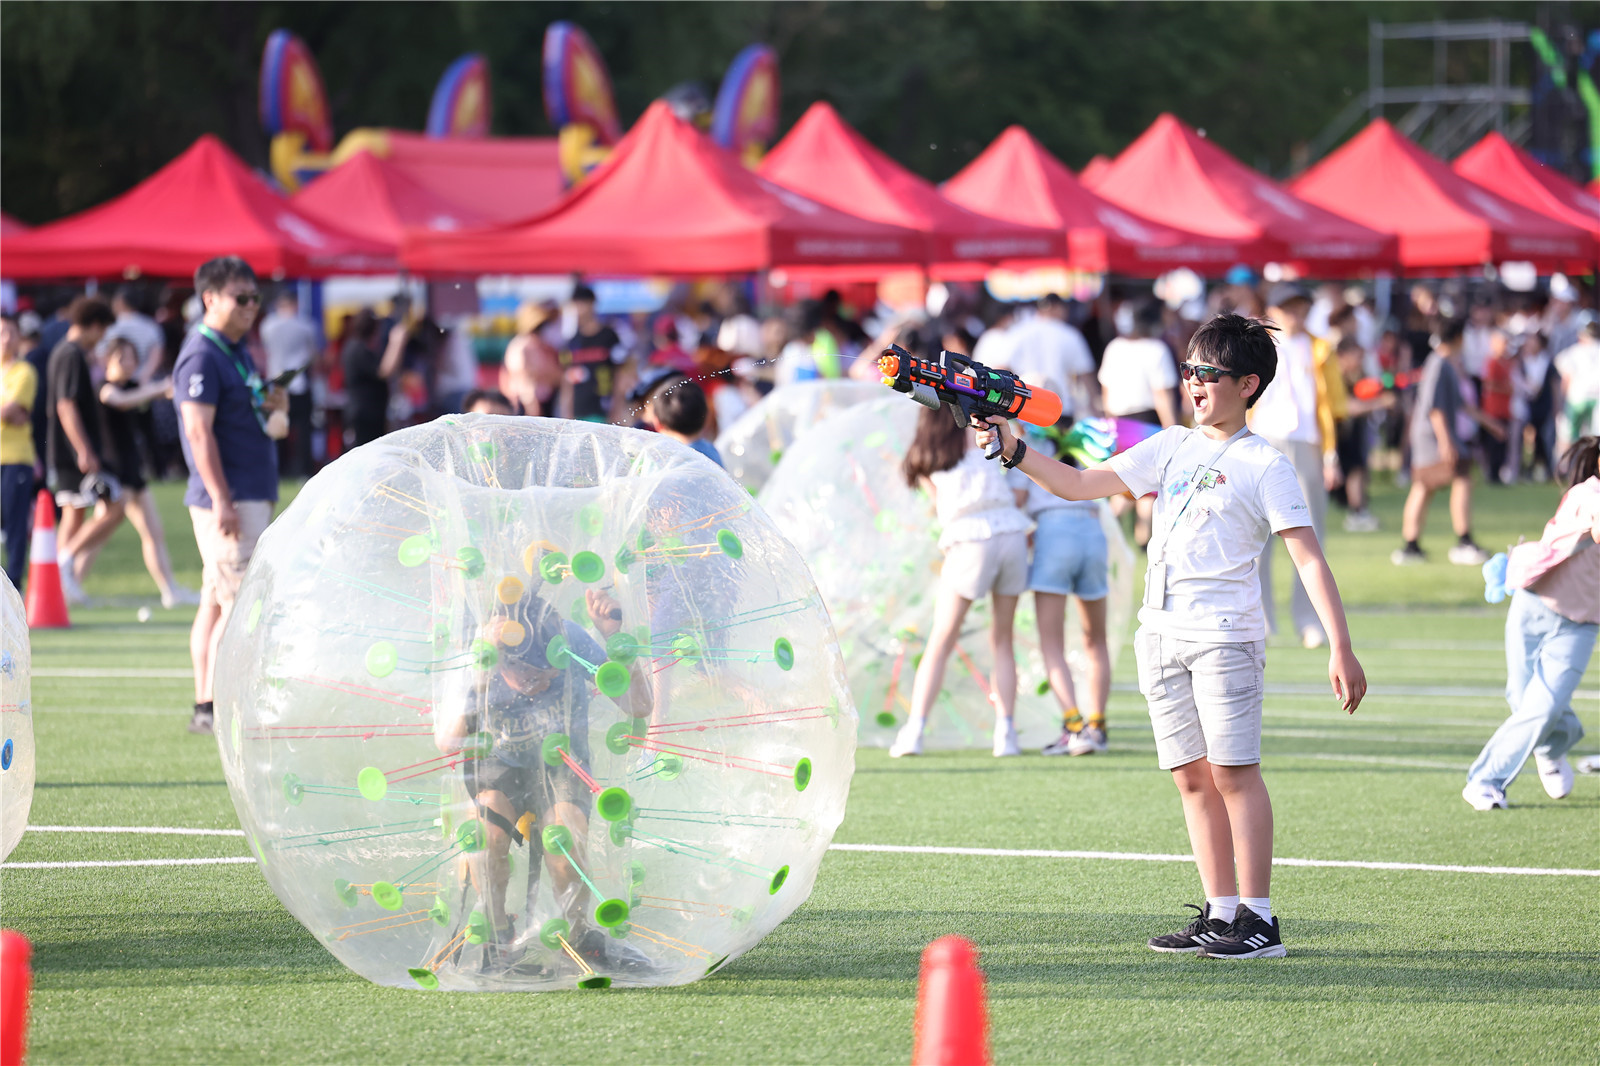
[
  {"xmin": 0, "ymin": 930, "xmax": 31, "ymax": 1066},
  {"xmin": 24, "ymin": 490, "xmax": 69, "ymax": 629},
  {"xmin": 911, "ymin": 936, "xmax": 990, "ymax": 1066}
]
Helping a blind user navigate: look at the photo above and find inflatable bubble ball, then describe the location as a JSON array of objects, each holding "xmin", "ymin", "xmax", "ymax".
[
  {"xmin": 1, "ymin": 571, "xmax": 32, "ymax": 861},
  {"xmin": 759, "ymin": 398, "xmax": 1134, "ymax": 751},
  {"xmin": 715, "ymin": 380, "xmax": 882, "ymax": 493},
  {"xmin": 215, "ymin": 416, "xmax": 856, "ymax": 991}
]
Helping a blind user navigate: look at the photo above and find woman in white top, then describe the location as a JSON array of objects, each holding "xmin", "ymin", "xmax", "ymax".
[
  {"xmin": 1097, "ymin": 301, "xmax": 1179, "ymax": 548},
  {"xmin": 890, "ymin": 406, "xmax": 1032, "ymax": 758}
]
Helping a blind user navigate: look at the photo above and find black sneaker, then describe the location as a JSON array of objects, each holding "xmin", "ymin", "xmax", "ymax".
[
  {"xmin": 1147, "ymin": 903, "xmax": 1232, "ymax": 953},
  {"xmin": 1196, "ymin": 905, "xmax": 1286, "ymax": 959},
  {"xmin": 187, "ymin": 707, "xmax": 214, "ymax": 735}
]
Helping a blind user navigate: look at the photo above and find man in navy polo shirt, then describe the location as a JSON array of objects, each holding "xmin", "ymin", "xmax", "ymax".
[{"xmin": 173, "ymin": 256, "xmax": 287, "ymax": 735}]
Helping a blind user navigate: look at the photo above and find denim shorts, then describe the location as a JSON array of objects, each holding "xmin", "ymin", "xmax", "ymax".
[
  {"xmin": 1134, "ymin": 627, "xmax": 1266, "ymax": 769},
  {"xmin": 1028, "ymin": 507, "xmax": 1109, "ymax": 599}
]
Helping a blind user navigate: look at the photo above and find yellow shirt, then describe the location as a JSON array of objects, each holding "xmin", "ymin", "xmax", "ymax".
[{"xmin": 1, "ymin": 359, "xmax": 38, "ymax": 466}]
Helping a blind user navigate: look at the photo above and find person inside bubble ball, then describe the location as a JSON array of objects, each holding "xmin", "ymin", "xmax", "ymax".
[{"xmin": 435, "ymin": 582, "xmax": 651, "ymax": 973}]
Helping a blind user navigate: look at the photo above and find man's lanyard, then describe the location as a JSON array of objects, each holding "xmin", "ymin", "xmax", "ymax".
[
  {"xmin": 1150, "ymin": 426, "xmax": 1251, "ymax": 565},
  {"xmin": 197, "ymin": 325, "xmax": 267, "ymax": 432}
]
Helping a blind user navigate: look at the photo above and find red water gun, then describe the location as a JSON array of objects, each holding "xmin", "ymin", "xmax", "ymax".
[
  {"xmin": 877, "ymin": 345, "xmax": 1062, "ymax": 460},
  {"xmin": 1351, "ymin": 371, "xmax": 1418, "ymax": 401}
]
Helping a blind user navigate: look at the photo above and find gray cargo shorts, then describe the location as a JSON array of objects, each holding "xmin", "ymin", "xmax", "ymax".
[{"xmin": 1134, "ymin": 627, "xmax": 1266, "ymax": 769}]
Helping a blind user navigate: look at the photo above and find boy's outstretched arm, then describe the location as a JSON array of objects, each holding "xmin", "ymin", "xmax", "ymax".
[
  {"xmin": 977, "ymin": 416, "xmax": 1129, "ymax": 502},
  {"xmin": 1280, "ymin": 526, "xmax": 1367, "ymax": 713}
]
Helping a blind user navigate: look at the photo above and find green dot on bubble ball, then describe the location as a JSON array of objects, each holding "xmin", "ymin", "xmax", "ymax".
[
  {"xmin": 595, "ymin": 661, "xmax": 630, "ymax": 698},
  {"xmin": 430, "ymin": 898, "xmax": 450, "ymax": 926},
  {"xmin": 546, "ymin": 634, "xmax": 570, "ymax": 668},
  {"xmin": 613, "ymin": 546, "xmax": 636, "ymax": 574},
  {"xmin": 465, "ymin": 910, "xmax": 490, "ymax": 944},
  {"xmin": 864, "ymin": 430, "xmax": 888, "ymax": 448},
  {"xmin": 539, "ymin": 552, "xmax": 569, "ymax": 583},
  {"xmin": 398, "ymin": 535, "xmax": 432, "ymax": 567},
  {"xmin": 373, "ymin": 882, "xmax": 403, "ymax": 911},
  {"xmin": 609, "ymin": 820, "xmax": 634, "ymax": 846},
  {"xmin": 542, "ymin": 734, "xmax": 570, "ymax": 767},
  {"xmin": 540, "ymin": 918, "xmax": 571, "ymax": 950},
  {"xmin": 605, "ymin": 631, "xmax": 637, "ymax": 664},
  {"xmin": 283, "ymin": 773, "xmax": 303, "ymax": 806},
  {"xmin": 334, "ymin": 879, "xmax": 358, "ymax": 908},
  {"xmin": 245, "ymin": 599, "xmax": 263, "ymax": 634},
  {"xmin": 774, "ymin": 637, "xmax": 795, "ymax": 671},
  {"xmin": 605, "ymin": 721, "xmax": 635, "ymax": 755},
  {"xmin": 769, "ymin": 449, "xmax": 784, "ymax": 466},
  {"xmin": 655, "ymin": 752, "xmax": 683, "ymax": 781},
  {"xmin": 409, "ymin": 968, "xmax": 439, "ymax": 989},
  {"xmin": 594, "ymin": 898, "xmax": 630, "ymax": 928},
  {"xmin": 876, "ymin": 711, "xmax": 897, "ymax": 728},
  {"xmin": 768, "ymin": 866, "xmax": 789, "ymax": 895},
  {"xmin": 577, "ymin": 504, "xmax": 604, "ymax": 537},
  {"xmin": 716, "ymin": 529, "xmax": 743, "ymax": 559},
  {"xmin": 471, "ymin": 640, "xmax": 497, "ymax": 669},
  {"xmin": 469, "ymin": 440, "xmax": 496, "ymax": 462},
  {"xmin": 874, "ymin": 511, "xmax": 899, "ymax": 534},
  {"xmin": 358, "ymin": 766, "xmax": 388, "ymax": 801},
  {"xmin": 365, "ymin": 642, "xmax": 398, "ymax": 678},
  {"xmin": 541, "ymin": 824, "xmax": 573, "ymax": 853},
  {"xmin": 596, "ymin": 786, "xmax": 632, "ymax": 822},
  {"xmin": 456, "ymin": 546, "xmax": 485, "ymax": 578},
  {"xmin": 793, "ymin": 757, "xmax": 813, "ymax": 792},
  {"xmin": 571, "ymin": 551, "xmax": 604, "ymax": 583},
  {"xmin": 456, "ymin": 819, "xmax": 485, "ymax": 854}
]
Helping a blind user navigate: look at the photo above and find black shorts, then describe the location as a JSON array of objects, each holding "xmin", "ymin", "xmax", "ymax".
[
  {"xmin": 1335, "ymin": 419, "xmax": 1369, "ymax": 476},
  {"xmin": 463, "ymin": 754, "xmax": 592, "ymax": 829}
]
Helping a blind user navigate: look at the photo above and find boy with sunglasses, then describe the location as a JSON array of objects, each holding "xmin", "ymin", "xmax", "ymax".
[{"xmin": 979, "ymin": 313, "xmax": 1366, "ymax": 959}]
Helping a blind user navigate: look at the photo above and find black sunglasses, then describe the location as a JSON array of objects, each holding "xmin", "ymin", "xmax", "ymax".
[
  {"xmin": 1179, "ymin": 362, "xmax": 1240, "ymax": 384},
  {"xmin": 225, "ymin": 290, "xmax": 262, "ymax": 306}
]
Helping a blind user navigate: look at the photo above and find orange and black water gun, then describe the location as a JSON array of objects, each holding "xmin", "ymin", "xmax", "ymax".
[{"xmin": 877, "ymin": 344, "xmax": 1063, "ymax": 460}]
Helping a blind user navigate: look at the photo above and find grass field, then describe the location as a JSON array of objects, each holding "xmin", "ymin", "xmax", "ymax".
[{"xmin": 4, "ymin": 472, "xmax": 1598, "ymax": 1064}]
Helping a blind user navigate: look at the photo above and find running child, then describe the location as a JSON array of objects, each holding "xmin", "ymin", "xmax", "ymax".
[
  {"xmin": 978, "ymin": 313, "xmax": 1367, "ymax": 958},
  {"xmin": 891, "ymin": 406, "xmax": 1033, "ymax": 758},
  {"xmin": 1463, "ymin": 436, "xmax": 1599, "ymax": 810}
]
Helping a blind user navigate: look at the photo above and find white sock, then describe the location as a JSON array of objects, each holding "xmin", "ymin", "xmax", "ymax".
[
  {"xmin": 58, "ymin": 550, "xmax": 75, "ymax": 576},
  {"xmin": 1206, "ymin": 895, "xmax": 1239, "ymax": 923},
  {"xmin": 1240, "ymin": 896, "xmax": 1272, "ymax": 923}
]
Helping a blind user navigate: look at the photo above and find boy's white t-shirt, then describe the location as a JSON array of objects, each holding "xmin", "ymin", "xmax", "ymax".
[{"xmin": 1107, "ymin": 426, "xmax": 1311, "ymax": 642}]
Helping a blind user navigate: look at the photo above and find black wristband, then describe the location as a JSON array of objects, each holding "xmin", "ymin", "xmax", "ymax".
[{"xmin": 1000, "ymin": 437, "xmax": 1027, "ymax": 469}]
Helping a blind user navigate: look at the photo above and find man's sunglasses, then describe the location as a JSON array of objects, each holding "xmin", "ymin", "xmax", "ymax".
[
  {"xmin": 1179, "ymin": 362, "xmax": 1240, "ymax": 384},
  {"xmin": 225, "ymin": 290, "xmax": 262, "ymax": 306}
]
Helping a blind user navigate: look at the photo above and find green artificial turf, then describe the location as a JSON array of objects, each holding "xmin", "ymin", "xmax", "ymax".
[{"xmin": 3, "ymin": 476, "xmax": 1597, "ymax": 1064}]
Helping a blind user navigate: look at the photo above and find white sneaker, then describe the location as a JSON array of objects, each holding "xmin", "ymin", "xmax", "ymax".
[
  {"xmin": 1301, "ymin": 627, "xmax": 1327, "ymax": 650},
  {"xmin": 992, "ymin": 720, "xmax": 1021, "ymax": 758},
  {"xmin": 59, "ymin": 569, "xmax": 87, "ymax": 606},
  {"xmin": 161, "ymin": 584, "xmax": 202, "ymax": 609},
  {"xmin": 1448, "ymin": 543, "xmax": 1491, "ymax": 566},
  {"xmin": 1577, "ymin": 754, "xmax": 1600, "ymax": 774},
  {"xmin": 1067, "ymin": 726, "xmax": 1108, "ymax": 755},
  {"xmin": 1343, "ymin": 511, "xmax": 1380, "ymax": 533},
  {"xmin": 1462, "ymin": 782, "xmax": 1508, "ymax": 811},
  {"xmin": 1535, "ymin": 754, "xmax": 1574, "ymax": 799},
  {"xmin": 889, "ymin": 719, "xmax": 925, "ymax": 758}
]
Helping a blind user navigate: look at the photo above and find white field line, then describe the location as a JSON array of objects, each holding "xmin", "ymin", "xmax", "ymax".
[
  {"xmin": 34, "ymin": 667, "xmax": 192, "ymax": 679},
  {"xmin": 6, "ymin": 827, "xmax": 1594, "ymax": 877},
  {"xmin": 827, "ymin": 843, "xmax": 1600, "ymax": 877}
]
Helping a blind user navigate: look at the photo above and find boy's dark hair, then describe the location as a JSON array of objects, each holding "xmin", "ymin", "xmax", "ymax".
[
  {"xmin": 1434, "ymin": 317, "xmax": 1466, "ymax": 348},
  {"xmin": 1186, "ymin": 313, "xmax": 1278, "ymax": 408},
  {"xmin": 462, "ymin": 388, "xmax": 512, "ymax": 413},
  {"xmin": 570, "ymin": 284, "xmax": 596, "ymax": 304},
  {"xmin": 68, "ymin": 296, "xmax": 115, "ymax": 330},
  {"xmin": 193, "ymin": 256, "xmax": 257, "ymax": 297},
  {"xmin": 651, "ymin": 378, "xmax": 708, "ymax": 436}
]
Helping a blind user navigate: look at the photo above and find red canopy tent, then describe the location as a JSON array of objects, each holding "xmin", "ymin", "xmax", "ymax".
[
  {"xmin": 1094, "ymin": 113, "xmax": 1395, "ymax": 274},
  {"xmin": 1078, "ymin": 154, "xmax": 1112, "ymax": 190},
  {"xmin": 943, "ymin": 125, "xmax": 1250, "ymax": 276},
  {"xmin": 0, "ymin": 135, "xmax": 393, "ymax": 280},
  {"xmin": 1451, "ymin": 132, "xmax": 1600, "ymax": 241},
  {"xmin": 1290, "ymin": 120, "xmax": 1595, "ymax": 272},
  {"xmin": 340, "ymin": 130, "xmax": 565, "ymax": 224},
  {"xmin": 292, "ymin": 151, "xmax": 496, "ymax": 250},
  {"xmin": 402, "ymin": 101, "xmax": 923, "ymax": 276},
  {"xmin": 759, "ymin": 102, "xmax": 1062, "ymax": 272}
]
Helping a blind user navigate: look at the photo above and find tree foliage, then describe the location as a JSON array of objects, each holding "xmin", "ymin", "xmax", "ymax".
[{"xmin": 1, "ymin": 0, "xmax": 1544, "ymax": 225}]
